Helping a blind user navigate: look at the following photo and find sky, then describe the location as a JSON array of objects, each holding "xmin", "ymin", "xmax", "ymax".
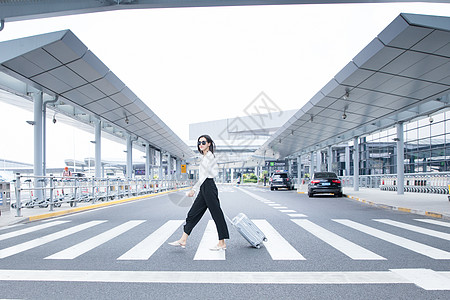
[{"xmin": 0, "ymin": 2, "xmax": 449, "ymax": 169}]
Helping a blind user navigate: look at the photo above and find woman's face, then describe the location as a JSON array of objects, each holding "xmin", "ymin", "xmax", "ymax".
[{"xmin": 198, "ymin": 137, "xmax": 210, "ymax": 153}]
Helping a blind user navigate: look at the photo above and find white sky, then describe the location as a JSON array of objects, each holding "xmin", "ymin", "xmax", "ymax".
[{"xmin": 0, "ymin": 2, "xmax": 449, "ymax": 168}]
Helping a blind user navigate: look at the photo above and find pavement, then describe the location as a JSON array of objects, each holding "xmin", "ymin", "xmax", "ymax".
[{"xmin": 1, "ymin": 184, "xmax": 450, "ymax": 228}]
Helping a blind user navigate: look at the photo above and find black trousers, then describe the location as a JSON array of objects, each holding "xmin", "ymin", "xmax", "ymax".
[{"xmin": 184, "ymin": 178, "xmax": 229, "ymax": 240}]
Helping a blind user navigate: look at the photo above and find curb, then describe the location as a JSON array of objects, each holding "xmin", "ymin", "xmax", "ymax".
[
  {"xmin": 13, "ymin": 188, "xmax": 190, "ymax": 224},
  {"xmin": 343, "ymin": 194, "xmax": 450, "ymax": 221}
]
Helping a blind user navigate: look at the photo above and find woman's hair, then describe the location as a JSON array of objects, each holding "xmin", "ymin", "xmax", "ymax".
[{"xmin": 197, "ymin": 134, "xmax": 215, "ymax": 156}]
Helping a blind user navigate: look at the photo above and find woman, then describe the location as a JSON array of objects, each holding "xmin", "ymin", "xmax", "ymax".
[{"xmin": 169, "ymin": 135, "xmax": 229, "ymax": 250}]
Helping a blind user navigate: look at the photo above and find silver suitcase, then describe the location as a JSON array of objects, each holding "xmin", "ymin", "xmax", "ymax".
[{"xmin": 231, "ymin": 213, "xmax": 267, "ymax": 249}]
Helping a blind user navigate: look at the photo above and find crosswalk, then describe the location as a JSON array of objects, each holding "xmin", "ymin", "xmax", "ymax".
[{"xmin": 0, "ymin": 217, "xmax": 449, "ymax": 261}]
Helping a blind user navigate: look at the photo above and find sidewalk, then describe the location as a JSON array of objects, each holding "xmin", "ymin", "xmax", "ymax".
[{"xmin": 297, "ymin": 184, "xmax": 450, "ymax": 220}]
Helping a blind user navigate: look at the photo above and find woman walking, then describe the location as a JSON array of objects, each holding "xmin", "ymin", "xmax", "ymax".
[{"xmin": 169, "ymin": 135, "xmax": 229, "ymax": 250}]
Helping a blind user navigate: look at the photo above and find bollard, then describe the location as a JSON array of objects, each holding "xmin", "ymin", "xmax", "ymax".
[{"xmin": 15, "ymin": 173, "xmax": 22, "ymax": 217}]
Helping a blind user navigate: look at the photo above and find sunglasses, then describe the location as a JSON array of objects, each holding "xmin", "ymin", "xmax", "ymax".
[{"xmin": 198, "ymin": 141, "xmax": 207, "ymax": 146}]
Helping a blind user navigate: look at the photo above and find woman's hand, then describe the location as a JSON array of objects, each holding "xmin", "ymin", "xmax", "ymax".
[{"xmin": 186, "ymin": 190, "xmax": 195, "ymax": 197}]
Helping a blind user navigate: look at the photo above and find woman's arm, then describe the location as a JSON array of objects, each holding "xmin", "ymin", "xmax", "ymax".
[{"xmin": 191, "ymin": 152, "xmax": 218, "ymax": 193}]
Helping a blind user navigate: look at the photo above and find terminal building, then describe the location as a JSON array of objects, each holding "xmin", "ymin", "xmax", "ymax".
[{"xmin": 0, "ymin": 12, "xmax": 449, "ymax": 197}]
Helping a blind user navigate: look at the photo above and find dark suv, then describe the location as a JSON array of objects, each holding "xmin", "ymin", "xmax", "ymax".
[
  {"xmin": 308, "ymin": 172, "xmax": 342, "ymax": 197},
  {"xmin": 270, "ymin": 171, "xmax": 294, "ymax": 190}
]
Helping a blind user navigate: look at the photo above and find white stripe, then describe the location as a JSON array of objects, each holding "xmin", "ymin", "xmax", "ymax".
[
  {"xmin": 252, "ymin": 220, "xmax": 305, "ymax": 260},
  {"xmin": 288, "ymin": 214, "xmax": 308, "ymax": 218},
  {"xmin": 46, "ymin": 220, "xmax": 145, "ymax": 260},
  {"xmin": 391, "ymin": 268, "xmax": 450, "ymax": 290},
  {"xmin": 415, "ymin": 219, "xmax": 450, "ymax": 228},
  {"xmin": 0, "ymin": 221, "xmax": 106, "ymax": 259},
  {"xmin": 279, "ymin": 210, "xmax": 296, "ymax": 213},
  {"xmin": 0, "ymin": 221, "xmax": 70, "ymax": 241},
  {"xmin": 274, "ymin": 206, "xmax": 288, "ymax": 209},
  {"xmin": 334, "ymin": 219, "xmax": 450, "ymax": 259},
  {"xmin": 0, "ymin": 223, "xmax": 24, "ymax": 232},
  {"xmin": 4, "ymin": 269, "xmax": 450, "ymax": 289},
  {"xmin": 194, "ymin": 220, "xmax": 225, "ymax": 260},
  {"xmin": 117, "ymin": 220, "xmax": 184, "ymax": 260},
  {"xmin": 268, "ymin": 204, "xmax": 281, "ymax": 206},
  {"xmin": 238, "ymin": 188, "xmax": 271, "ymax": 203},
  {"xmin": 374, "ymin": 219, "xmax": 450, "ymax": 241},
  {"xmin": 292, "ymin": 219, "xmax": 385, "ymax": 260}
]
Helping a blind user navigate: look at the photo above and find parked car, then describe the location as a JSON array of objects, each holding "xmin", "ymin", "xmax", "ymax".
[
  {"xmin": 270, "ymin": 171, "xmax": 295, "ymax": 190},
  {"xmin": 308, "ymin": 172, "xmax": 342, "ymax": 197}
]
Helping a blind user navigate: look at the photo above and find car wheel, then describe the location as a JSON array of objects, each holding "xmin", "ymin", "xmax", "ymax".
[
  {"xmin": 338, "ymin": 192, "xmax": 343, "ymax": 197},
  {"xmin": 270, "ymin": 187, "xmax": 274, "ymax": 191},
  {"xmin": 308, "ymin": 192, "xmax": 313, "ymax": 197}
]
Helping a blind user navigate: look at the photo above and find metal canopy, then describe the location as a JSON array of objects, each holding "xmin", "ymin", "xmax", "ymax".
[
  {"xmin": 257, "ymin": 13, "xmax": 450, "ymax": 159},
  {"xmin": 0, "ymin": 30, "xmax": 194, "ymax": 160}
]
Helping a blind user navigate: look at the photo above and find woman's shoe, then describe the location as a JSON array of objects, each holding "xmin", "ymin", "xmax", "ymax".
[
  {"xmin": 168, "ymin": 241, "xmax": 186, "ymax": 249},
  {"xmin": 209, "ymin": 245, "xmax": 226, "ymax": 251}
]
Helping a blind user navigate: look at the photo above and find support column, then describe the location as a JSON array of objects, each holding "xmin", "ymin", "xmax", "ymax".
[
  {"xmin": 297, "ymin": 154, "xmax": 302, "ymax": 186},
  {"xmin": 310, "ymin": 151, "xmax": 315, "ymax": 176},
  {"xmin": 345, "ymin": 146, "xmax": 350, "ymax": 176},
  {"xmin": 353, "ymin": 137, "xmax": 359, "ymax": 191},
  {"xmin": 126, "ymin": 135, "xmax": 132, "ymax": 179},
  {"xmin": 327, "ymin": 146, "xmax": 332, "ymax": 172},
  {"xmin": 159, "ymin": 151, "xmax": 163, "ymax": 181},
  {"xmin": 396, "ymin": 122, "xmax": 404, "ymax": 195},
  {"xmin": 145, "ymin": 144, "xmax": 150, "ymax": 181},
  {"xmin": 32, "ymin": 92, "xmax": 43, "ymax": 201},
  {"xmin": 94, "ymin": 119, "xmax": 101, "ymax": 178},
  {"xmin": 317, "ymin": 151, "xmax": 322, "ymax": 172}
]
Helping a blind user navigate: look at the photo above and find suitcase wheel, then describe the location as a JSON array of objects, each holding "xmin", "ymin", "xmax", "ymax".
[
  {"xmin": 263, "ymin": 238, "xmax": 268, "ymax": 242},
  {"xmin": 255, "ymin": 244, "xmax": 261, "ymax": 249}
]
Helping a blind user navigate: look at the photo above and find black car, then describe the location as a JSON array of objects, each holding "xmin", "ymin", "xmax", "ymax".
[
  {"xmin": 308, "ymin": 172, "xmax": 342, "ymax": 197},
  {"xmin": 270, "ymin": 172, "xmax": 294, "ymax": 190}
]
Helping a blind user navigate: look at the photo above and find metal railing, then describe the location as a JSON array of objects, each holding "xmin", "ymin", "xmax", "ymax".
[{"xmin": 11, "ymin": 173, "xmax": 193, "ymax": 217}]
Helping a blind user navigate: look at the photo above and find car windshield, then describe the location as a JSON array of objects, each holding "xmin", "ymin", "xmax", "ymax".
[
  {"xmin": 314, "ymin": 172, "xmax": 337, "ymax": 179},
  {"xmin": 273, "ymin": 174, "xmax": 288, "ymax": 178}
]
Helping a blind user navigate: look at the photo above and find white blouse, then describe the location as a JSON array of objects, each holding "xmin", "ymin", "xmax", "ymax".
[{"xmin": 192, "ymin": 150, "xmax": 218, "ymax": 192}]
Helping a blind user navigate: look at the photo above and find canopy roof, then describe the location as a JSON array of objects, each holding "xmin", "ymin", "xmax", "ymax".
[
  {"xmin": 258, "ymin": 13, "xmax": 450, "ymax": 159},
  {"xmin": 0, "ymin": 30, "xmax": 194, "ymax": 160}
]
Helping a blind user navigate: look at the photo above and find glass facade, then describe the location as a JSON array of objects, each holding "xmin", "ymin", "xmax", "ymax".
[{"xmin": 331, "ymin": 109, "xmax": 450, "ymax": 176}]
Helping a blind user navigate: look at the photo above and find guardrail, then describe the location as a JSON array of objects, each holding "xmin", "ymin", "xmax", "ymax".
[{"xmin": 11, "ymin": 173, "xmax": 193, "ymax": 217}]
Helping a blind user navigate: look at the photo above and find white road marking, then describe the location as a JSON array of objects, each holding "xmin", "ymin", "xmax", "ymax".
[
  {"xmin": 252, "ymin": 220, "xmax": 305, "ymax": 260},
  {"xmin": 194, "ymin": 220, "xmax": 225, "ymax": 260},
  {"xmin": 274, "ymin": 206, "xmax": 288, "ymax": 209},
  {"xmin": 288, "ymin": 214, "xmax": 308, "ymax": 218},
  {"xmin": 374, "ymin": 219, "xmax": 450, "ymax": 241},
  {"xmin": 0, "ymin": 221, "xmax": 70, "ymax": 241},
  {"xmin": 117, "ymin": 220, "xmax": 184, "ymax": 260},
  {"xmin": 0, "ymin": 269, "xmax": 449, "ymax": 289},
  {"xmin": 415, "ymin": 219, "xmax": 450, "ymax": 228},
  {"xmin": 334, "ymin": 219, "xmax": 450, "ymax": 259},
  {"xmin": 45, "ymin": 220, "xmax": 145, "ymax": 259},
  {"xmin": 268, "ymin": 204, "xmax": 281, "ymax": 206},
  {"xmin": 0, "ymin": 221, "xmax": 106, "ymax": 259},
  {"xmin": 279, "ymin": 210, "xmax": 296, "ymax": 213},
  {"xmin": 391, "ymin": 268, "xmax": 450, "ymax": 290},
  {"xmin": 292, "ymin": 219, "xmax": 385, "ymax": 260}
]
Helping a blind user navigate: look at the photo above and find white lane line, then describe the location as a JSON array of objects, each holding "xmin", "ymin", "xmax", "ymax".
[
  {"xmin": 252, "ymin": 220, "xmax": 305, "ymax": 260},
  {"xmin": 46, "ymin": 220, "xmax": 146, "ymax": 260},
  {"xmin": 274, "ymin": 206, "xmax": 288, "ymax": 209},
  {"xmin": 374, "ymin": 219, "xmax": 450, "ymax": 241},
  {"xmin": 279, "ymin": 210, "xmax": 296, "ymax": 213},
  {"xmin": 117, "ymin": 220, "xmax": 184, "ymax": 260},
  {"xmin": 3, "ymin": 269, "xmax": 450, "ymax": 289},
  {"xmin": 194, "ymin": 220, "xmax": 225, "ymax": 260},
  {"xmin": 391, "ymin": 268, "xmax": 450, "ymax": 290},
  {"xmin": 334, "ymin": 219, "xmax": 450, "ymax": 259},
  {"xmin": 0, "ymin": 221, "xmax": 70, "ymax": 241},
  {"xmin": 288, "ymin": 214, "xmax": 308, "ymax": 218},
  {"xmin": 239, "ymin": 188, "xmax": 271, "ymax": 203},
  {"xmin": 292, "ymin": 219, "xmax": 385, "ymax": 260},
  {"xmin": 415, "ymin": 219, "xmax": 450, "ymax": 228},
  {"xmin": 268, "ymin": 204, "xmax": 281, "ymax": 206},
  {"xmin": 0, "ymin": 221, "xmax": 106, "ymax": 259}
]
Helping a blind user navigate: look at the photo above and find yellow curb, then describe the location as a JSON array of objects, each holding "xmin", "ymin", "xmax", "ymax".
[
  {"xmin": 398, "ymin": 207, "xmax": 411, "ymax": 213},
  {"xmin": 28, "ymin": 188, "xmax": 187, "ymax": 222},
  {"xmin": 425, "ymin": 212, "xmax": 443, "ymax": 219}
]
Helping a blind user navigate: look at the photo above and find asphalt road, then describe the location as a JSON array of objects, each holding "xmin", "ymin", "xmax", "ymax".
[{"xmin": 0, "ymin": 185, "xmax": 449, "ymax": 299}]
